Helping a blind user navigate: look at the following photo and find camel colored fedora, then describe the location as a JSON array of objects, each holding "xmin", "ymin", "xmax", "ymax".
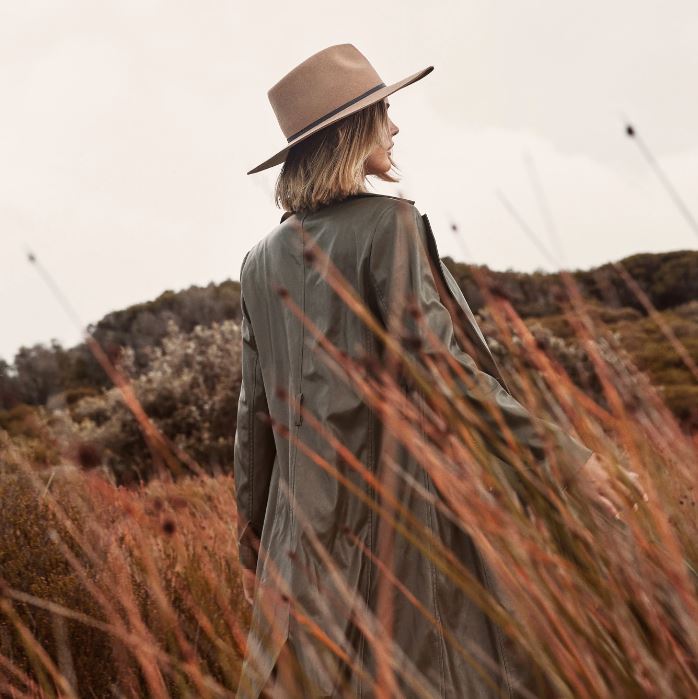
[{"xmin": 247, "ymin": 43, "xmax": 433, "ymax": 175}]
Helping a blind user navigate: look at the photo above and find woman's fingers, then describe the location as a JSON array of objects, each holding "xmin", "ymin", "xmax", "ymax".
[
  {"xmin": 596, "ymin": 492, "xmax": 621, "ymax": 520},
  {"xmin": 577, "ymin": 456, "xmax": 649, "ymax": 522},
  {"xmin": 623, "ymin": 470, "xmax": 649, "ymax": 503},
  {"xmin": 612, "ymin": 468, "xmax": 649, "ymax": 513}
]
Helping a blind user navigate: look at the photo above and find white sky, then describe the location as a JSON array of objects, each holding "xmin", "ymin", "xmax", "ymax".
[{"xmin": 2, "ymin": 1, "xmax": 697, "ymax": 364}]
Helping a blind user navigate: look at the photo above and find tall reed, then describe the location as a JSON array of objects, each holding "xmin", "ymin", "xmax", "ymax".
[{"xmin": 1, "ymin": 216, "xmax": 696, "ymax": 698}]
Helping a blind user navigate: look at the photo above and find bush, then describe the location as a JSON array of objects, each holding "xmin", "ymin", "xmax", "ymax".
[
  {"xmin": 0, "ymin": 468, "xmax": 115, "ymax": 696},
  {"xmin": 0, "ymin": 466, "xmax": 249, "ymax": 697},
  {"xmin": 52, "ymin": 319, "xmax": 243, "ymax": 485}
]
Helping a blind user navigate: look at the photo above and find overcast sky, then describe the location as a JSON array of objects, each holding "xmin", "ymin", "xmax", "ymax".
[{"xmin": 2, "ymin": 1, "xmax": 697, "ymax": 364}]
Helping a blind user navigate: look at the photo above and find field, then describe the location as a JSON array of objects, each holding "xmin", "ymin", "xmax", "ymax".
[{"xmin": 0, "ymin": 253, "xmax": 696, "ymax": 698}]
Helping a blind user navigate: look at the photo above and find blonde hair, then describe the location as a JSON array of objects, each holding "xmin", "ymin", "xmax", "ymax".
[{"xmin": 273, "ymin": 99, "xmax": 400, "ymax": 215}]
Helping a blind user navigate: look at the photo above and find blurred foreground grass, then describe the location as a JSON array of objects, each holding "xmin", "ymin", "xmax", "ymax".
[{"xmin": 0, "ymin": 260, "xmax": 696, "ymax": 698}]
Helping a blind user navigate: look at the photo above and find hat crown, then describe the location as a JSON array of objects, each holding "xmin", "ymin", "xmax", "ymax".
[{"xmin": 268, "ymin": 44, "xmax": 384, "ymax": 141}]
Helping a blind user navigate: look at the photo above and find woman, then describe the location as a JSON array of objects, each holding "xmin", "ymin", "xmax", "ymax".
[{"xmin": 234, "ymin": 44, "xmax": 602, "ymax": 699}]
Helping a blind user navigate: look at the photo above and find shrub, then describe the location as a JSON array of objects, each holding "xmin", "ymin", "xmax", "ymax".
[{"xmin": 52, "ymin": 319, "xmax": 243, "ymax": 485}]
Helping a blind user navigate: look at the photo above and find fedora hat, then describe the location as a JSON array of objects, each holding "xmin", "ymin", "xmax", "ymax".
[{"xmin": 247, "ymin": 43, "xmax": 433, "ymax": 175}]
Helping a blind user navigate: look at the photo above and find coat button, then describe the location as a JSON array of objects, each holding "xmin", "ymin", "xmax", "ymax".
[{"xmin": 295, "ymin": 391, "xmax": 304, "ymax": 426}]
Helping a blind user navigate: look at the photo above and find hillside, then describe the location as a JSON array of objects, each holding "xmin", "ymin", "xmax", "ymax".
[{"xmin": 1, "ymin": 250, "xmax": 695, "ymax": 484}]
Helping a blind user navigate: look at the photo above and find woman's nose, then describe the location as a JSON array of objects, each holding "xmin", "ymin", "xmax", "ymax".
[{"xmin": 390, "ymin": 119, "xmax": 399, "ymax": 136}]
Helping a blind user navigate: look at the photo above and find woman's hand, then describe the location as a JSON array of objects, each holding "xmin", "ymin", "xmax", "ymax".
[
  {"xmin": 242, "ymin": 567, "xmax": 257, "ymax": 606},
  {"xmin": 576, "ymin": 452, "xmax": 648, "ymax": 521}
]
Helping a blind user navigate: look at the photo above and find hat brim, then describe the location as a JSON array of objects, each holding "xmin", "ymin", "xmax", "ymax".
[{"xmin": 246, "ymin": 65, "xmax": 434, "ymax": 175}]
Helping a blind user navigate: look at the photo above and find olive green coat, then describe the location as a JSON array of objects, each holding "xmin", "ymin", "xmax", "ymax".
[{"xmin": 233, "ymin": 192, "xmax": 593, "ymax": 698}]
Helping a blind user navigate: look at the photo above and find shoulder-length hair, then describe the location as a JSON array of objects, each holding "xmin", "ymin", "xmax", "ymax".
[{"xmin": 273, "ymin": 99, "xmax": 400, "ymax": 215}]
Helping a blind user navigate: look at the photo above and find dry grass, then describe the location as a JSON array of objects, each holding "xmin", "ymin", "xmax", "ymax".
[
  {"xmin": 0, "ymin": 464, "xmax": 249, "ymax": 698},
  {"xmin": 1, "ymin": 221, "xmax": 696, "ymax": 698}
]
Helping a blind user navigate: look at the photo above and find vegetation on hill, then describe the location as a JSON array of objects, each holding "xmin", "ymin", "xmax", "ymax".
[
  {"xmin": 1, "ymin": 250, "xmax": 695, "ymax": 487},
  {"xmin": 0, "ymin": 280, "xmax": 243, "ymax": 407},
  {"xmin": 442, "ymin": 249, "xmax": 697, "ymax": 317}
]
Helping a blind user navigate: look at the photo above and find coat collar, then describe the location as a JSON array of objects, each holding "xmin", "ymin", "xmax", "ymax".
[
  {"xmin": 279, "ymin": 192, "xmax": 415, "ymax": 224},
  {"xmin": 341, "ymin": 191, "xmax": 415, "ymax": 205}
]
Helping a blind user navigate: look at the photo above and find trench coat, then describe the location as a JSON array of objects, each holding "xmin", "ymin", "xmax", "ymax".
[{"xmin": 233, "ymin": 192, "xmax": 594, "ymax": 698}]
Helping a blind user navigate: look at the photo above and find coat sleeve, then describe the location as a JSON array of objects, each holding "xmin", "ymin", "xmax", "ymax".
[
  {"xmin": 367, "ymin": 201, "xmax": 594, "ymax": 491},
  {"xmin": 234, "ymin": 251, "xmax": 277, "ymax": 572}
]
